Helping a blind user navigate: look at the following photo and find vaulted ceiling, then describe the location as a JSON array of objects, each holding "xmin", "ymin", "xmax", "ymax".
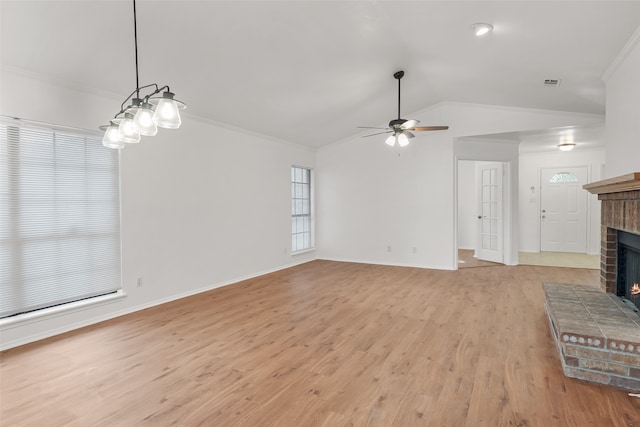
[{"xmin": 2, "ymin": 1, "xmax": 639, "ymax": 148}]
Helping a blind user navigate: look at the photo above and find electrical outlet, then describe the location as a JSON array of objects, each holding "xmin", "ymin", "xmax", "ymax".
[
  {"xmin": 387, "ymin": 245, "xmax": 392, "ymax": 252},
  {"xmin": 412, "ymin": 247, "xmax": 417, "ymax": 254},
  {"xmin": 136, "ymin": 276, "xmax": 143, "ymax": 287}
]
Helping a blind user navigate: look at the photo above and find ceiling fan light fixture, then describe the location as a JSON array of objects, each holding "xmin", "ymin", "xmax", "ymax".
[
  {"xmin": 397, "ymin": 133, "xmax": 410, "ymax": 147},
  {"xmin": 385, "ymin": 134, "xmax": 396, "ymax": 147},
  {"xmin": 358, "ymin": 70, "xmax": 449, "ymax": 147},
  {"xmin": 472, "ymin": 23, "xmax": 493, "ymax": 36}
]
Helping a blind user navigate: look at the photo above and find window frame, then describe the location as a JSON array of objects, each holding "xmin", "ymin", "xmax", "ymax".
[
  {"xmin": 0, "ymin": 116, "xmax": 123, "ymax": 321},
  {"xmin": 290, "ymin": 165, "xmax": 314, "ymax": 254}
]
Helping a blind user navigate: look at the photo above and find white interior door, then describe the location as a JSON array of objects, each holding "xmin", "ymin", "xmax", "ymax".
[
  {"xmin": 476, "ymin": 162, "xmax": 503, "ymax": 263},
  {"xmin": 540, "ymin": 167, "xmax": 588, "ymax": 253}
]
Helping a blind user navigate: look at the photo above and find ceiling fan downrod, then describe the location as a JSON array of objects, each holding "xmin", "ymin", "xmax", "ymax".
[
  {"xmin": 394, "ymin": 70, "xmax": 404, "ymax": 120},
  {"xmin": 389, "ymin": 70, "xmax": 407, "ymax": 128}
]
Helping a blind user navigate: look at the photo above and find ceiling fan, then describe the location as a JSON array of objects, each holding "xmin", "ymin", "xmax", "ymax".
[{"xmin": 358, "ymin": 70, "xmax": 449, "ymax": 147}]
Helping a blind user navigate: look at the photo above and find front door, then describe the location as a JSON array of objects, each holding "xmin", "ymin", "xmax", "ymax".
[
  {"xmin": 476, "ymin": 162, "xmax": 503, "ymax": 263},
  {"xmin": 540, "ymin": 167, "xmax": 588, "ymax": 253}
]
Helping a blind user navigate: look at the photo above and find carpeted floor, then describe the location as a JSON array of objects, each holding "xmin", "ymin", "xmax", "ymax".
[
  {"xmin": 458, "ymin": 249, "xmax": 599, "ymax": 269},
  {"xmin": 518, "ymin": 251, "xmax": 599, "ymax": 269}
]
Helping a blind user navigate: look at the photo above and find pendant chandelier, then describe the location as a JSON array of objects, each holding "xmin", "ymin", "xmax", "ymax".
[{"xmin": 100, "ymin": 0, "xmax": 185, "ymax": 149}]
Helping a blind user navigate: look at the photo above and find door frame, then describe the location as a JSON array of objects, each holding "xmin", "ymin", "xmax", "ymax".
[
  {"xmin": 454, "ymin": 137, "xmax": 519, "ymax": 270},
  {"xmin": 537, "ymin": 165, "xmax": 592, "ymax": 253},
  {"xmin": 476, "ymin": 162, "xmax": 505, "ymax": 263}
]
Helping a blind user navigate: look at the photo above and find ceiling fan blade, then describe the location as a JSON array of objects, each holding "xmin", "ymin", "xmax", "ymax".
[
  {"xmin": 409, "ymin": 126, "xmax": 449, "ymax": 131},
  {"xmin": 362, "ymin": 130, "xmax": 392, "ymax": 138},
  {"xmin": 400, "ymin": 119, "xmax": 419, "ymax": 129},
  {"xmin": 357, "ymin": 126, "xmax": 389, "ymax": 130}
]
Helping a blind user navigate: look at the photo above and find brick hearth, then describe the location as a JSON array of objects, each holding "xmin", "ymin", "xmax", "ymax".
[{"xmin": 544, "ymin": 282, "xmax": 640, "ymax": 391}]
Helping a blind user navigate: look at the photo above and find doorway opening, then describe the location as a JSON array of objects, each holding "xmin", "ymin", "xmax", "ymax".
[{"xmin": 457, "ymin": 160, "xmax": 509, "ymax": 268}]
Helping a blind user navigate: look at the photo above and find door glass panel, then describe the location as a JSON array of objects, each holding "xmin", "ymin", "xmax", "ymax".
[{"xmin": 549, "ymin": 172, "xmax": 578, "ymax": 183}]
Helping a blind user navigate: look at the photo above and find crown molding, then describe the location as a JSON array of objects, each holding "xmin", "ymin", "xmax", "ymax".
[{"xmin": 602, "ymin": 25, "xmax": 640, "ymax": 82}]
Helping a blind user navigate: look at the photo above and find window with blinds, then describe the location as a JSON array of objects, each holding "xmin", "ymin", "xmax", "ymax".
[
  {"xmin": 0, "ymin": 117, "xmax": 122, "ymax": 319},
  {"xmin": 291, "ymin": 166, "xmax": 313, "ymax": 252}
]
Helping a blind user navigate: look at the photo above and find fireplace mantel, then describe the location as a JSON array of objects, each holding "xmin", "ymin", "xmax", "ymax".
[{"xmin": 584, "ymin": 172, "xmax": 640, "ymax": 195}]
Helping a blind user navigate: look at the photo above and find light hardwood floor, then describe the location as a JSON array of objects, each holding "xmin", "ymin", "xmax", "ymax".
[{"xmin": 1, "ymin": 260, "xmax": 639, "ymax": 426}]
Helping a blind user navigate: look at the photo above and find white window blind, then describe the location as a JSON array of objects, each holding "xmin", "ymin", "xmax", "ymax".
[
  {"xmin": 291, "ymin": 166, "xmax": 312, "ymax": 252},
  {"xmin": 0, "ymin": 117, "xmax": 122, "ymax": 319}
]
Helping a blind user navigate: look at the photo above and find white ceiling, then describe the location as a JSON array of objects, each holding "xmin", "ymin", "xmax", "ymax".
[{"xmin": 2, "ymin": 1, "xmax": 639, "ymax": 148}]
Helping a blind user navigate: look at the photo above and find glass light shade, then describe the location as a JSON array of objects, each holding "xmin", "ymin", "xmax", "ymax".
[
  {"xmin": 558, "ymin": 143, "xmax": 576, "ymax": 151},
  {"xmin": 117, "ymin": 114, "xmax": 141, "ymax": 144},
  {"xmin": 397, "ymin": 133, "xmax": 410, "ymax": 147},
  {"xmin": 151, "ymin": 91, "xmax": 185, "ymax": 129},
  {"xmin": 102, "ymin": 123, "xmax": 125, "ymax": 149},
  {"xmin": 385, "ymin": 135, "xmax": 396, "ymax": 147},
  {"xmin": 472, "ymin": 23, "xmax": 493, "ymax": 36},
  {"xmin": 133, "ymin": 103, "xmax": 158, "ymax": 136}
]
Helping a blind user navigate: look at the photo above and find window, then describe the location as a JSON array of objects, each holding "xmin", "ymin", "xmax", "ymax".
[
  {"xmin": 0, "ymin": 118, "xmax": 122, "ymax": 319},
  {"xmin": 549, "ymin": 172, "xmax": 578, "ymax": 183},
  {"xmin": 291, "ymin": 166, "xmax": 312, "ymax": 252}
]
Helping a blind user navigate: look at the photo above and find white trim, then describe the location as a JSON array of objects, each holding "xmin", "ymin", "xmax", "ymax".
[
  {"xmin": 292, "ymin": 248, "xmax": 316, "ymax": 256},
  {"xmin": 440, "ymin": 101, "xmax": 605, "ymax": 120},
  {"xmin": 1, "ymin": 65, "xmax": 123, "ymax": 102},
  {"xmin": 0, "ymin": 115, "xmax": 103, "ymax": 138},
  {"xmin": 1, "ymin": 65, "xmax": 315, "ymax": 152},
  {"xmin": 186, "ymin": 113, "xmax": 317, "ymax": 152},
  {"xmin": 602, "ymin": 25, "xmax": 640, "ymax": 82},
  {"xmin": 0, "ymin": 259, "xmax": 315, "ymax": 351},
  {"xmin": 0, "ymin": 290, "xmax": 126, "ymax": 329}
]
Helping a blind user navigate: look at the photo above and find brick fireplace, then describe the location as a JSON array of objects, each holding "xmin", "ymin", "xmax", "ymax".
[
  {"xmin": 584, "ymin": 172, "xmax": 640, "ymax": 294},
  {"xmin": 544, "ymin": 173, "xmax": 640, "ymax": 391}
]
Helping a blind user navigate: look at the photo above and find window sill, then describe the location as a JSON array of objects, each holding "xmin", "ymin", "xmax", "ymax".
[
  {"xmin": 0, "ymin": 290, "xmax": 126, "ymax": 329},
  {"xmin": 291, "ymin": 248, "xmax": 316, "ymax": 256}
]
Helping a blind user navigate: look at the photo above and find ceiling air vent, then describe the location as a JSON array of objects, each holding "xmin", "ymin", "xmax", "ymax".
[{"xmin": 543, "ymin": 79, "xmax": 561, "ymax": 86}]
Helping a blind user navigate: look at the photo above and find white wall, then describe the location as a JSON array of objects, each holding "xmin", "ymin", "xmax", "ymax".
[
  {"xmin": 603, "ymin": 27, "xmax": 640, "ymax": 177},
  {"xmin": 317, "ymin": 102, "xmax": 603, "ymax": 270},
  {"xmin": 316, "ymin": 126, "xmax": 455, "ymax": 269},
  {"xmin": 0, "ymin": 69, "xmax": 316, "ymax": 349},
  {"xmin": 518, "ymin": 148, "xmax": 605, "ymax": 254}
]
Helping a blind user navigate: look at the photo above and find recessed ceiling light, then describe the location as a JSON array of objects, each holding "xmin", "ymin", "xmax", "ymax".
[{"xmin": 471, "ymin": 23, "xmax": 493, "ymax": 36}]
